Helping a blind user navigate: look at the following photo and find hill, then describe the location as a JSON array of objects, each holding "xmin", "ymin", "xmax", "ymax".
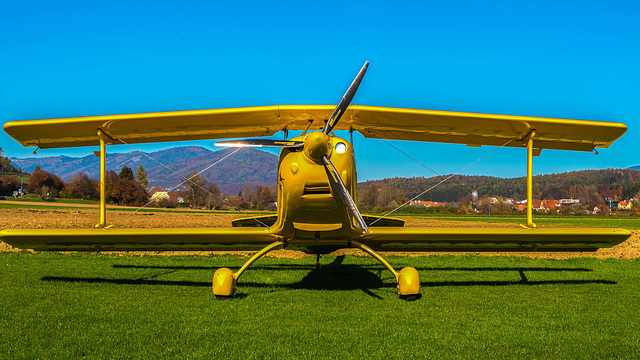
[
  {"xmin": 631, "ymin": 165, "xmax": 640, "ymax": 171},
  {"xmin": 10, "ymin": 146, "xmax": 277, "ymax": 194},
  {"xmin": 358, "ymin": 169, "xmax": 640, "ymax": 204}
]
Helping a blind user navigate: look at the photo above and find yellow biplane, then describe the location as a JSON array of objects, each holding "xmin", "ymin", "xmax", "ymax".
[{"xmin": 0, "ymin": 62, "xmax": 631, "ymax": 299}]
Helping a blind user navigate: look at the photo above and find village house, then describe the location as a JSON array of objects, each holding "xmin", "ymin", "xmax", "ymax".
[
  {"xmin": 409, "ymin": 200, "xmax": 445, "ymax": 207},
  {"xmin": 618, "ymin": 200, "xmax": 633, "ymax": 211}
]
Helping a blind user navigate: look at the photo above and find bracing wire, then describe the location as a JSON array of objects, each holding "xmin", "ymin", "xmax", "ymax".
[
  {"xmin": 111, "ymin": 138, "xmax": 271, "ymax": 228},
  {"xmin": 379, "ymin": 139, "xmax": 524, "ymax": 226},
  {"xmin": 369, "ymin": 137, "xmax": 517, "ymax": 226}
]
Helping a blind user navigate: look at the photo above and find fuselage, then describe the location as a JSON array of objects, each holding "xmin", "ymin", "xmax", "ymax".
[{"xmin": 270, "ymin": 132, "xmax": 362, "ymax": 251}]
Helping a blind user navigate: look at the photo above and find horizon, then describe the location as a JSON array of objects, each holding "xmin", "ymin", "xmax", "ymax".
[{"xmin": 2, "ymin": 1, "xmax": 638, "ymax": 181}]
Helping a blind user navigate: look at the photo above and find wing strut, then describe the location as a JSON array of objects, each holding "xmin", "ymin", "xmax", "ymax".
[
  {"xmin": 96, "ymin": 129, "xmax": 108, "ymax": 228},
  {"xmin": 526, "ymin": 130, "xmax": 536, "ymax": 228}
]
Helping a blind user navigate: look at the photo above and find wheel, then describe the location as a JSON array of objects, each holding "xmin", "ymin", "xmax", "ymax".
[
  {"xmin": 397, "ymin": 267, "xmax": 420, "ymax": 298},
  {"xmin": 212, "ymin": 268, "xmax": 236, "ymax": 298}
]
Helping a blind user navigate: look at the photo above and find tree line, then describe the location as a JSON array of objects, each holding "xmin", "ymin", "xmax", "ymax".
[
  {"xmin": 1, "ymin": 147, "xmax": 276, "ymax": 210},
  {"xmin": 358, "ymin": 169, "xmax": 640, "ymax": 205},
  {"xmin": 357, "ymin": 169, "xmax": 640, "ymax": 216}
]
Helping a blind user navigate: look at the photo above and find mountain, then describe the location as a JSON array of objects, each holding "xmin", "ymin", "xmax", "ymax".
[
  {"xmin": 630, "ymin": 165, "xmax": 640, "ymax": 171},
  {"xmin": 10, "ymin": 146, "xmax": 277, "ymax": 194}
]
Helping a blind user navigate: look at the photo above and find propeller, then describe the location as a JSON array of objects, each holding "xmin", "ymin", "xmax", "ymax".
[
  {"xmin": 316, "ymin": 61, "xmax": 370, "ymax": 232},
  {"xmin": 323, "ymin": 61, "xmax": 369, "ymax": 135},
  {"xmin": 322, "ymin": 155, "xmax": 369, "ymax": 232},
  {"xmin": 214, "ymin": 61, "xmax": 370, "ymax": 233}
]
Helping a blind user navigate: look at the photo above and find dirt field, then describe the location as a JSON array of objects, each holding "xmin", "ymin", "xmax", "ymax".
[{"xmin": 1, "ymin": 207, "xmax": 638, "ymax": 259}]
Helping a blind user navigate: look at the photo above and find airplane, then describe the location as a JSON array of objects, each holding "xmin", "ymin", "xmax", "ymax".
[{"xmin": 0, "ymin": 61, "xmax": 632, "ymax": 300}]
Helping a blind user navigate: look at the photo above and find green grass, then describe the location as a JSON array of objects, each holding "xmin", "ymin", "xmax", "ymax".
[
  {"xmin": 1, "ymin": 252, "xmax": 639, "ymax": 359},
  {"xmin": 413, "ymin": 214, "xmax": 640, "ymax": 229},
  {"xmin": 4, "ymin": 195, "xmax": 101, "ymax": 205}
]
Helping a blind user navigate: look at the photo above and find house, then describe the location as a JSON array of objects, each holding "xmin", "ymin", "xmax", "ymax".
[
  {"xmin": 167, "ymin": 191, "xmax": 185, "ymax": 203},
  {"xmin": 409, "ymin": 200, "xmax": 445, "ymax": 207},
  {"xmin": 559, "ymin": 199, "xmax": 580, "ymax": 206},
  {"xmin": 618, "ymin": 200, "xmax": 633, "ymax": 211},
  {"xmin": 149, "ymin": 186, "xmax": 169, "ymax": 200},
  {"xmin": 541, "ymin": 200, "xmax": 560, "ymax": 212}
]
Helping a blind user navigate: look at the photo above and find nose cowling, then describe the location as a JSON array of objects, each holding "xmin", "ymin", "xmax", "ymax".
[{"xmin": 303, "ymin": 132, "xmax": 332, "ymax": 162}]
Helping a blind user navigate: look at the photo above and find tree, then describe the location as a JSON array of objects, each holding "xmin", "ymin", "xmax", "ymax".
[
  {"xmin": 0, "ymin": 175, "xmax": 20, "ymax": 196},
  {"xmin": 251, "ymin": 185, "xmax": 263, "ymax": 207},
  {"xmin": 242, "ymin": 183, "xmax": 252, "ymax": 202},
  {"xmin": 205, "ymin": 183, "xmax": 223, "ymax": 209},
  {"xmin": 0, "ymin": 147, "xmax": 18, "ymax": 173},
  {"xmin": 360, "ymin": 183, "xmax": 379, "ymax": 208},
  {"xmin": 27, "ymin": 169, "xmax": 64, "ymax": 196},
  {"xmin": 135, "ymin": 165, "xmax": 148, "ymax": 187},
  {"xmin": 378, "ymin": 184, "xmax": 400, "ymax": 207},
  {"xmin": 258, "ymin": 186, "xmax": 274, "ymax": 209},
  {"xmin": 66, "ymin": 173, "xmax": 99, "ymax": 200},
  {"xmin": 184, "ymin": 171, "xmax": 208, "ymax": 208},
  {"xmin": 119, "ymin": 166, "xmax": 134, "ymax": 180},
  {"xmin": 105, "ymin": 170, "xmax": 149, "ymax": 206}
]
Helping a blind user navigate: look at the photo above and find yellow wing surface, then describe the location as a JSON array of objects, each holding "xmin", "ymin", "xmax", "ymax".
[
  {"xmin": 3, "ymin": 105, "xmax": 627, "ymax": 151},
  {"xmin": 0, "ymin": 227, "xmax": 630, "ymax": 252},
  {"xmin": 0, "ymin": 228, "xmax": 276, "ymax": 252}
]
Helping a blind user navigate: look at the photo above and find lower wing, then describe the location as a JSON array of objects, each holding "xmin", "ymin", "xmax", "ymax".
[
  {"xmin": 0, "ymin": 228, "xmax": 276, "ymax": 251},
  {"xmin": 1, "ymin": 227, "xmax": 631, "ymax": 252},
  {"xmin": 358, "ymin": 227, "xmax": 631, "ymax": 252}
]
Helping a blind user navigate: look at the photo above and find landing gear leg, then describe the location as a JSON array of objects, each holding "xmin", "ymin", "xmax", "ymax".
[
  {"xmin": 350, "ymin": 240, "xmax": 420, "ymax": 300},
  {"xmin": 213, "ymin": 241, "xmax": 284, "ymax": 298},
  {"xmin": 315, "ymin": 254, "xmax": 322, "ymax": 269}
]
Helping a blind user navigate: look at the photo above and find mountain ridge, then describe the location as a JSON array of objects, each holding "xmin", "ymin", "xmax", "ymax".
[{"xmin": 10, "ymin": 146, "xmax": 277, "ymax": 194}]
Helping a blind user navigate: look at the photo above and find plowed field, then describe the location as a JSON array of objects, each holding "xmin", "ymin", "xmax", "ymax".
[{"xmin": 1, "ymin": 207, "xmax": 638, "ymax": 259}]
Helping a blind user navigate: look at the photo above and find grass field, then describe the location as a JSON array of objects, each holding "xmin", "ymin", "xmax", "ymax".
[{"xmin": 1, "ymin": 252, "xmax": 639, "ymax": 359}]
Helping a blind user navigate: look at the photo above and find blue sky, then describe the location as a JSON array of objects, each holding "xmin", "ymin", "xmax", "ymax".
[{"xmin": 1, "ymin": 0, "xmax": 638, "ymax": 182}]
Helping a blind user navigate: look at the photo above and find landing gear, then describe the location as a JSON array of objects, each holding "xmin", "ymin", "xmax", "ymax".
[
  {"xmin": 397, "ymin": 266, "xmax": 420, "ymax": 301},
  {"xmin": 350, "ymin": 240, "xmax": 421, "ymax": 300},
  {"xmin": 315, "ymin": 254, "xmax": 322, "ymax": 269},
  {"xmin": 212, "ymin": 241, "xmax": 284, "ymax": 298},
  {"xmin": 212, "ymin": 268, "xmax": 236, "ymax": 298}
]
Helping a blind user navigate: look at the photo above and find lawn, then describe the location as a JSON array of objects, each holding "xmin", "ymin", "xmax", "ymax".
[{"xmin": 1, "ymin": 252, "xmax": 639, "ymax": 359}]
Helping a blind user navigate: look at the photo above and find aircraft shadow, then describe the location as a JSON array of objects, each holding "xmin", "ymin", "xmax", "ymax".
[{"xmin": 41, "ymin": 256, "xmax": 615, "ymax": 298}]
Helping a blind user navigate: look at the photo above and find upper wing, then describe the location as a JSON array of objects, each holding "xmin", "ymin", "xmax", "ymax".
[{"xmin": 3, "ymin": 105, "xmax": 627, "ymax": 151}]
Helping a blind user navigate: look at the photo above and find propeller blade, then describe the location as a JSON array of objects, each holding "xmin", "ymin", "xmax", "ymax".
[
  {"xmin": 322, "ymin": 155, "xmax": 370, "ymax": 233},
  {"xmin": 215, "ymin": 139, "xmax": 304, "ymax": 148},
  {"xmin": 323, "ymin": 61, "xmax": 369, "ymax": 135}
]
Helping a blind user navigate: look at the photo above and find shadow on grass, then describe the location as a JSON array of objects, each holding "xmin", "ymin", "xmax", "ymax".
[
  {"xmin": 41, "ymin": 256, "xmax": 615, "ymax": 298},
  {"xmin": 112, "ymin": 264, "xmax": 594, "ymax": 273}
]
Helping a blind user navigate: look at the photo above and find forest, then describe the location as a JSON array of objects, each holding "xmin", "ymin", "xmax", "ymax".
[{"xmin": 357, "ymin": 169, "xmax": 640, "ymax": 214}]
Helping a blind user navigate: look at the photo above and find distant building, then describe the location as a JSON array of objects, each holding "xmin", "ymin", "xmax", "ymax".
[
  {"xmin": 167, "ymin": 191, "xmax": 184, "ymax": 203},
  {"xmin": 618, "ymin": 200, "xmax": 633, "ymax": 211},
  {"xmin": 559, "ymin": 199, "xmax": 580, "ymax": 206},
  {"xmin": 149, "ymin": 186, "xmax": 169, "ymax": 200},
  {"xmin": 410, "ymin": 200, "xmax": 445, "ymax": 207}
]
